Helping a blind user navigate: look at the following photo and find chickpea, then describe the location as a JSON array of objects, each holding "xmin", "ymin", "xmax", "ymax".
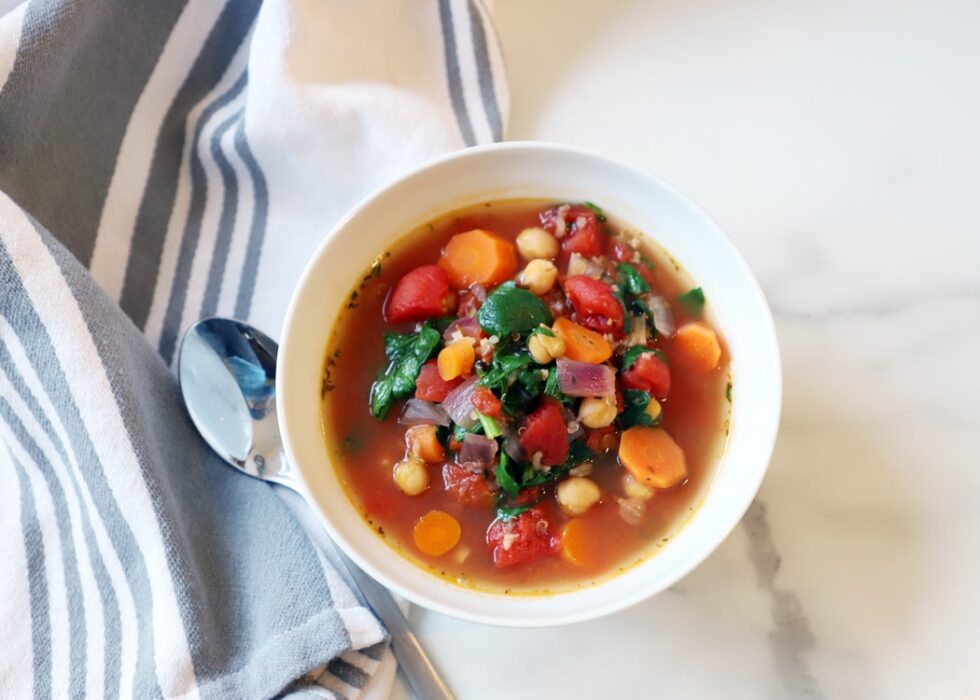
[
  {"xmin": 393, "ymin": 457, "xmax": 429, "ymax": 495},
  {"xmin": 623, "ymin": 473, "xmax": 654, "ymax": 501},
  {"xmin": 645, "ymin": 399, "xmax": 662, "ymax": 422},
  {"xmin": 528, "ymin": 330, "xmax": 566, "ymax": 364},
  {"xmin": 520, "ymin": 259, "xmax": 558, "ymax": 295},
  {"xmin": 618, "ymin": 496, "xmax": 645, "ymax": 526},
  {"xmin": 557, "ymin": 476, "xmax": 601, "ymax": 516},
  {"xmin": 578, "ymin": 396, "xmax": 617, "ymax": 429},
  {"xmin": 516, "ymin": 227, "xmax": 559, "ymax": 260}
]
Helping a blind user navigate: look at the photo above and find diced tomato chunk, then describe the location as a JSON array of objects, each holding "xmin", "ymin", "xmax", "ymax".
[
  {"xmin": 607, "ymin": 237, "xmax": 633, "ymax": 263},
  {"xmin": 540, "ymin": 205, "xmax": 603, "ymax": 257},
  {"xmin": 519, "ymin": 398, "xmax": 568, "ymax": 466},
  {"xmin": 563, "ymin": 275, "xmax": 625, "ymax": 336},
  {"xmin": 415, "ymin": 360, "xmax": 462, "ymax": 402},
  {"xmin": 636, "ymin": 262, "xmax": 656, "ymax": 287},
  {"xmin": 585, "ymin": 426, "xmax": 619, "ymax": 454},
  {"xmin": 384, "ymin": 265, "xmax": 457, "ymax": 323},
  {"xmin": 620, "ymin": 352, "xmax": 671, "ymax": 397},
  {"xmin": 486, "ymin": 506, "xmax": 561, "ymax": 568},
  {"xmin": 443, "ymin": 463, "xmax": 494, "ymax": 509},
  {"xmin": 540, "ymin": 288, "xmax": 568, "ymax": 318},
  {"xmin": 514, "ymin": 486, "xmax": 541, "ymax": 506},
  {"xmin": 471, "ymin": 385, "xmax": 503, "ymax": 418}
]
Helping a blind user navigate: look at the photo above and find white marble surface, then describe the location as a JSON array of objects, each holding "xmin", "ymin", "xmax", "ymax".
[{"xmin": 392, "ymin": 0, "xmax": 980, "ymax": 697}]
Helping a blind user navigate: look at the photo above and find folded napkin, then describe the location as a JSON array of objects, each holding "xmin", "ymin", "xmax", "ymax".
[{"xmin": 0, "ymin": 0, "xmax": 507, "ymax": 697}]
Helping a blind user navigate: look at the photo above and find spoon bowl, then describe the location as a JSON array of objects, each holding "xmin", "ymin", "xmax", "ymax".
[{"xmin": 178, "ymin": 318, "xmax": 291, "ymax": 484}]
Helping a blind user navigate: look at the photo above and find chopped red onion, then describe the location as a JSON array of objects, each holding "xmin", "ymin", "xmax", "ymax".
[
  {"xmin": 502, "ymin": 426, "xmax": 524, "ymax": 462},
  {"xmin": 626, "ymin": 313, "xmax": 648, "ymax": 346},
  {"xmin": 567, "ymin": 252, "xmax": 604, "ymax": 279},
  {"xmin": 645, "ymin": 294, "xmax": 675, "ymax": 337},
  {"xmin": 556, "ymin": 358, "xmax": 616, "ymax": 397},
  {"xmin": 442, "ymin": 316, "xmax": 483, "ymax": 344},
  {"xmin": 470, "ymin": 284, "xmax": 487, "ymax": 302},
  {"xmin": 441, "ymin": 375, "xmax": 480, "ymax": 429},
  {"xmin": 397, "ymin": 399, "xmax": 450, "ymax": 427},
  {"xmin": 459, "ymin": 433, "xmax": 498, "ymax": 471}
]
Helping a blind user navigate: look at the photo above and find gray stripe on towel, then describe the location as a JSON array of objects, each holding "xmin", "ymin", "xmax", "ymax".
[
  {"xmin": 467, "ymin": 0, "xmax": 503, "ymax": 141},
  {"xmin": 0, "ymin": 339, "xmax": 123, "ymax": 700},
  {"xmin": 0, "ymin": 394, "xmax": 87, "ymax": 697},
  {"xmin": 437, "ymin": 0, "xmax": 476, "ymax": 146},
  {"xmin": 10, "ymin": 453, "xmax": 51, "ymax": 700},
  {"xmin": 231, "ymin": 116, "xmax": 269, "ymax": 320},
  {"xmin": 200, "ymin": 108, "xmax": 244, "ymax": 318},
  {"xmin": 37, "ymin": 211, "xmax": 352, "ymax": 697},
  {"xmin": 120, "ymin": 0, "xmax": 261, "ymax": 333},
  {"xmin": 0, "ymin": 234, "xmax": 163, "ymax": 699},
  {"xmin": 0, "ymin": 0, "xmax": 190, "ymax": 266},
  {"xmin": 156, "ymin": 72, "xmax": 248, "ymax": 363}
]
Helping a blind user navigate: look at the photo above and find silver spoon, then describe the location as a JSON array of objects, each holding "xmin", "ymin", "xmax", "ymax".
[{"xmin": 178, "ymin": 317, "xmax": 453, "ymax": 700}]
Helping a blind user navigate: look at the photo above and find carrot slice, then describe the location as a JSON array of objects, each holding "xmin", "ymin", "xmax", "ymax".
[
  {"xmin": 552, "ymin": 317, "xmax": 612, "ymax": 364},
  {"xmin": 407, "ymin": 425, "xmax": 445, "ymax": 463},
  {"xmin": 437, "ymin": 340, "xmax": 475, "ymax": 380},
  {"xmin": 561, "ymin": 518, "xmax": 603, "ymax": 568},
  {"xmin": 438, "ymin": 229, "xmax": 518, "ymax": 289},
  {"xmin": 413, "ymin": 510, "xmax": 461, "ymax": 556},
  {"xmin": 674, "ymin": 322, "xmax": 721, "ymax": 371},
  {"xmin": 618, "ymin": 427, "xmax": 688, "ymax": 489}
]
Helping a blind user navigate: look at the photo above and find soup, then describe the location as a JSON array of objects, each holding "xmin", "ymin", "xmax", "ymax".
[{"xmin": 321, "ymin": 199, "xmax": 730, "ymax": 594}]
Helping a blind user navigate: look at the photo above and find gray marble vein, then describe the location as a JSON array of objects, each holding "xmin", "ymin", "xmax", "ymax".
[{"xmin": 743, "ymin": 500, "xmax": 824, "ymax": 699}]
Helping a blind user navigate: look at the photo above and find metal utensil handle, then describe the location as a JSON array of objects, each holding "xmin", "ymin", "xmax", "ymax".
[{"xmin": 338, "ymin": 553, "xmax": 455, "ymax": 700}]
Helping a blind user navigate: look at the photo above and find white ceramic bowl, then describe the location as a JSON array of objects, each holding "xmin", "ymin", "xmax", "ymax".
[{"xmin": 278, "ymin": 142, "xmax": 781, "ymax": 627}]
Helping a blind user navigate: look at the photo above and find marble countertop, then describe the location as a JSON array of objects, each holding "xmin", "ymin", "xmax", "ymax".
[{"xmin": 393, "ymin": 0, "xmax": 980, "ymax": 697}]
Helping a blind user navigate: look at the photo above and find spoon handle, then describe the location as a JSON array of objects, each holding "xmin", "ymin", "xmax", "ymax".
[{"xmin": 337, "ymin": 553, "xmax": 455, "ymax": 700}]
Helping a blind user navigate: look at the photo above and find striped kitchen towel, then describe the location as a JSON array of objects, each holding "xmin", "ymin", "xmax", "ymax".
[{"xmin": 0, "ymin": 0, "xmax": 507, "ymax": 698}]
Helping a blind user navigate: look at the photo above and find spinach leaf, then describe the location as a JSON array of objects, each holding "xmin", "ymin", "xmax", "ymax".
[
  {"xmin": 517, "ymin": 439, "xmax": 595, "ymax": 489},
  {"xmin": 496, "ymin": 452, "xmax": 521, "ymax": 498},
  {"xmin": 435, "ymin": 425, "xmax": 451, "ymax": 448},
  {"xmin": 478, "ymin": 350, "xmax": 534, "ymax": 394},
  {"xmin": 618, "ymin": 263, "xmax": 651, "ymax": 295},
  {"xmin": 477, "ymin": 411, "xmax": 501, "ymax": 439},
  {"xmin": 370, "ymin": 323, "xmax": 441, "ymax": 419},
  {"xmin": 563, "ymin": 439, "xmax": 595, "ymax": 469},
  {"xmin": 477, "ymin": 283, "xmax": 553, "ymax": 336},
  {"xmin": 500, "ymin": 367, "xmax": 546, "ymax": 415},
  {"xmin": 543, "ymin": 366, "xmax": 570, "ymax": 404},
  {"xmin": 584, "ymin": 201, "xmax": 608, "ymax": 222},
  {"xmin": 453, "ymin": 421, "xmax": 484, "ymax": 443},
  {"xmin": 677, "ymin": 287, "xmax": 705, "ymax": 316},
  {"xmin": 621, "ymin": 345, "xmax": 647, "ymax": 370},
  {"xmin": 618, "ymin": 389, "xmax": 660, "ymax": 429},
  {"xmin": 518, "ymin": 467, "xmax": 561, "ymax": 489},
  {"xmin": 529, "ymin": 325, "xmax": 556, "ymax": 338}
]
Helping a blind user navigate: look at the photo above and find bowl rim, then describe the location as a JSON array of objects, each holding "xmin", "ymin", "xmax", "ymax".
[{"xmin": 277, "ymin": 140, "xmax": 782, "ymax": 626}]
